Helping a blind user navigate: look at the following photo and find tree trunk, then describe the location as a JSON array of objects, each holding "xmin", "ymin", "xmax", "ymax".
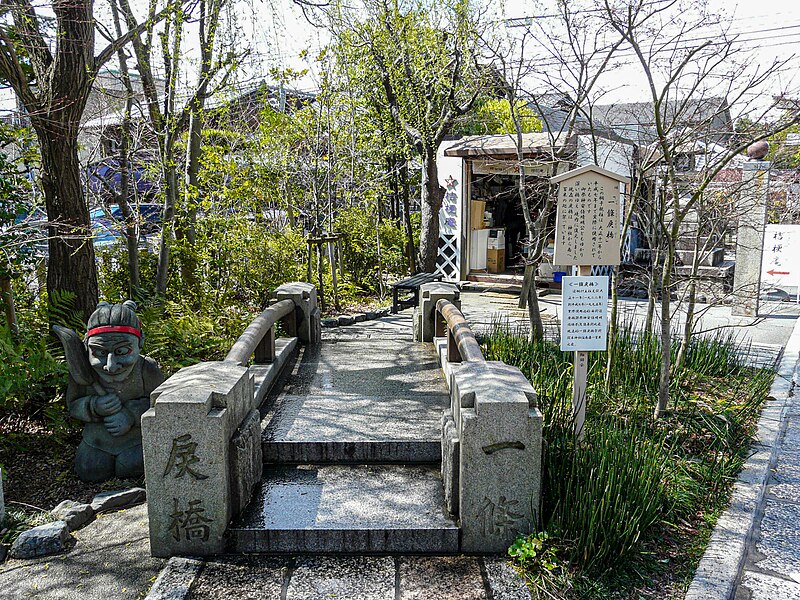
[
  {"xmin": 400, "ymin": 160, "xmax": 417, "ymax": 273},
  {"xmin": 1, "ymin": 275, "xmax": 18, "ymax": 337},
  {"xmin": 418, "ymin": 146, "xmax": 444, "ymax": 273},
  {"xmin": 675, "ymin": 221, "xmax": 703, "ymax": 372},
  {"xmin": 35, "ymin": 121, "xmax": 99, "ymax": 323},
  {"xmin": 155, "ymin": 154, "xmax": 179, "ymax": 296},
  {"xmin": 526, "ymin": 264, "xmax": 545, "ymax": 341},
  {"xmin": 111, "ymin": 0, "xmax": 140, "ymax": 295},
  {"xmin": 655, "ymin": 240, "xmax": 676, "ymax": 418}
]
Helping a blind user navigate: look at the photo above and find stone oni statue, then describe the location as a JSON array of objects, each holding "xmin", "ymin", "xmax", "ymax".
[{"xmin": 54, "ymin": 301, "xmax": 165, "ymax": 482}]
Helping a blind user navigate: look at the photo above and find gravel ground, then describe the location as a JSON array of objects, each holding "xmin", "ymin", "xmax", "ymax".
[{"xmin": 0, "ymin": 412, "xmax": 141, "ymax": 512}]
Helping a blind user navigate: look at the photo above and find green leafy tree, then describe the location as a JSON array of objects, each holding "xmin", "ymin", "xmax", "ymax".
[
  {"xmin": 329, "ymin": 0, "xmax": 484, "ymax": 272},
  {"xmin": 0, "ymin": 0, "xmax": 171, "ymax": 321},
  {"xmin": 459, "ymin": 98, "xmax": 542, "ymax": 135}
]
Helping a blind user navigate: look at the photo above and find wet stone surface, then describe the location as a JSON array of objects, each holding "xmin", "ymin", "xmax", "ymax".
[
  {"xmin": 399, "ymin": 556, "xmax": 487, "ymax": 600},
  {"xmin": 189, "ymin": 556, "xmax": 288, "ymax": 600},
  {"xmin": 286, "ymin": 556, "xmax": 394, "ymax": 600},
  {"xmin": 229, "ymin": 464, "xmax": 459, "ymax": 554}
]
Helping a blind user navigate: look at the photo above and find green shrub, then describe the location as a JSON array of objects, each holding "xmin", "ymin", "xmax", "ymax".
[
  {"xmin": 0, "ymin": 314, "xmax": 67, "ymax": 416},
  {"xmin": 335, "ymin": 206, "xmax": 408, "ymax": 295}
]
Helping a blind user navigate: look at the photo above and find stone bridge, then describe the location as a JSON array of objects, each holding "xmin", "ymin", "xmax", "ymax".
[{"xmin": 142, "ymin": 282, "xmax": 543, "ymax": 558}]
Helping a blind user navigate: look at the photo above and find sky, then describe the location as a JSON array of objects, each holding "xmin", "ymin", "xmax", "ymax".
[
  {"xmin": 246, "ymin": 0, "xmax": 800, "ymax": 117},
  {"xmin": 1, "ymin": 0, "xmax": 798, "ymax": 119}
]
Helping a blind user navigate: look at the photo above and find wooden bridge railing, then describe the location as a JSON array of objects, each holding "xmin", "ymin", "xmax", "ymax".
[
  {"xmin": 225, "ymin": 298, "xmax": 296, "ymax": 366},
  {"xmin": 434, "ymin": 299, "xmax": 485, "ymax": 364}
]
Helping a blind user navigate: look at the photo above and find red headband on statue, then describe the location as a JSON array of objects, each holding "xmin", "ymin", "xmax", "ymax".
[{"xmin": 86, "ymin": 325, "xmax": 142, "ymax": 339}]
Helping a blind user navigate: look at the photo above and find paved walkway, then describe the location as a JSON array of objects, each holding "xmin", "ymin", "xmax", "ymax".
[
  {"xmin": 187, "ymin": 554, "xmax": 529, "ymax": 599},
  {"xmin": 459, "ymin": 286, "xmax": 798, "ymax": 368},
  {"xmin": 733, "ymin": 319, "xmax": 800, "ymax": 599},
  {"xmin": 0, "ymin": 504, "xmax": 164, "ymax": 600}
]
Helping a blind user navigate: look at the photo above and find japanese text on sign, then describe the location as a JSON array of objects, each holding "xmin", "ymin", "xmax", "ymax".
[
  {"xmin": 554, "ymin": 174, "xmax": 621, "ymax": 266},
  {"xmin": 560, "ymin": 276, "xmax": 609, "ymax": 352},
  {"xmin": 761, "ymin": 224, "xmax": 800, "ymax": 289}
]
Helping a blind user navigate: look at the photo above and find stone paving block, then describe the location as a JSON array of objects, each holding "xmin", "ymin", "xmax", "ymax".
[
  {"xmin": 229, "ymin": 465, "xmax": 459, "ymax": 554},
  {"xmin": 10, "ymin": 521, "xmax": 73, "ymax": 558},
  {"xmin": 483, "ymin": 557, "xmax": 532, "ymax": 600},
  {"xmin": 769, "ymin": 450, "xmax": 800, "ymax": 502},
  {"xmin": 51, "ymin": 500, "xmax": 95, "ymax": 532},
  {"xmin": 739, "ymin": 570, "xmax": 800, "ymax": 600},
  {"xmin": 753, "ymin": 499, "xmax": 800, "ymax": 575},
  {"xmin": 286, "ymin": 556, "xmax": 394, "ymax": 600},
  {"xmin": 262, "ymin": 392, "xmax": 445, "ymax": 463},
  {"xmin": 91, "ymin": 488, "xmax": 146, "ymax": 513},
  {"xmin": 781, "ymin": 425, "xmax": 800, "ymax": 454},
  {"xmin": 147, "ymin": 556, "xmax": 203, "ymax": 600},
  {"xmin": 399, "ymin": 556, "xmax": 486, "ymax": 600},
  {"xmin": 189, "ymin": 556, "xmax": 288, "ymax": 600}
]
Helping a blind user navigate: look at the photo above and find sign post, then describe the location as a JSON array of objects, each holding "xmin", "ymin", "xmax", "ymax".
[
  {"xmin": 550, "ymin": 166, "xmax": 630, "ymax": 439},
  {"xmin": 761, "ymin": 224, "xmax": 800, "ymax": 303}
]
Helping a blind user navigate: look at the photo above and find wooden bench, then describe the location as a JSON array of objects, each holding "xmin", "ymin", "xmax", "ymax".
[{"xmin": 390, "ymin": 272, "xmax": 443, "ymax": 314}]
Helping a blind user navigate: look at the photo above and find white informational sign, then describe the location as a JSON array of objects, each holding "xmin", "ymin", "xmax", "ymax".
[
  {"xmin": 560, "ymin": 276, "xmax": 609, "ymax": 351},
  {"xmin": 551, "ymin": 166, "xmax": 629, "ymax": 266},
  {"xmin": 786, "ymin": 133, "xmax": 800, "ymax": 147},
  {"xmin": 761, "ymin": 224, "xmax": 800, "ymax": 289}
]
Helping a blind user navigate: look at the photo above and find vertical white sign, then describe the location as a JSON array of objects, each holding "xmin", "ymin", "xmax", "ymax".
[
  {"xmin": 761, "ymin": 224, "xmax": 800, "ymax": 289},
  {"xmin": 560, "ymin": 276, "xmax": 609, "ymax": 351}
]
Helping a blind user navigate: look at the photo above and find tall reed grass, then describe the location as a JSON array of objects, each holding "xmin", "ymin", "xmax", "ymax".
[{"xmin": 481, "ymin": 321, "xmax": 775, "ymax": 577}]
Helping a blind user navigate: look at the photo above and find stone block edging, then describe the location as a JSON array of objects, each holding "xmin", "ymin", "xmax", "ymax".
[
  {"xmin": 684, "ymin": 317, "xmax": 800, "ymax": 600},
  {"xmin": 321, "ymin": 307, "xmax": 392, "ymax": 328},
  {"xmin": 145, "ymin": 556, "xmax": 203, "ymax": 600}
]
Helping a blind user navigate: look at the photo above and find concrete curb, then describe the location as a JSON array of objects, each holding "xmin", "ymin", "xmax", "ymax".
[
  {"xmin": 145, "ymin": 556, "xmax": 204, "ymax": 600},
  {"xmin": 684, "ymin": 316, "xmax": 800, "ymax": 600}
]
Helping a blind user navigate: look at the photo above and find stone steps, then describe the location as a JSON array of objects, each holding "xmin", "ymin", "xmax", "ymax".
[
  {"xmin": 261, "ymin": 391, "xmax": 445, "ymax": 464},
  {"xmin": 227, "ymin": 464, "xmax": 459, "ymax": 554},
  {"xmin": 235, "ymin": 316, "xmax": 458, "ymax": 555}
]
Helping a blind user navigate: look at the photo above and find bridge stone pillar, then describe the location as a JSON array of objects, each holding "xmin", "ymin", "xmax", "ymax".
[
  {"xmin": 142, "ymin": 362, "xmax": 261, "ymax": 557},
  {"xmin": 275, "ymin": 282, "xmax": 321, "ymax": 345},
  {"xmin": 441, "ymin": 360, "xmax": 542, "ymax": 553},
  {"xmin": 415, "ymin": 282, "xmax": 460, "ymax": 342}
]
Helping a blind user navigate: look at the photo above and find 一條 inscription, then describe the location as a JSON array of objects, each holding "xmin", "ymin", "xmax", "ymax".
[{"xmin": 480, "ymin": 495, "xmax": 524, "ymax": 538}]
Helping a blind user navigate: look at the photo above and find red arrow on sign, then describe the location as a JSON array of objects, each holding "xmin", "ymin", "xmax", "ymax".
[{"xmin": 767, "ymin": 269, "xmax": 790, "ymax": 275}]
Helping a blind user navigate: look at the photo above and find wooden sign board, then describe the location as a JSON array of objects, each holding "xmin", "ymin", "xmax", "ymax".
[
  {"xmin": 560, "ymin": 276, "xmax": 609, "ymax": 351},
  {"xmin": 551, "ymin": 165, "xmax": 630, "ymax": 266}
]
